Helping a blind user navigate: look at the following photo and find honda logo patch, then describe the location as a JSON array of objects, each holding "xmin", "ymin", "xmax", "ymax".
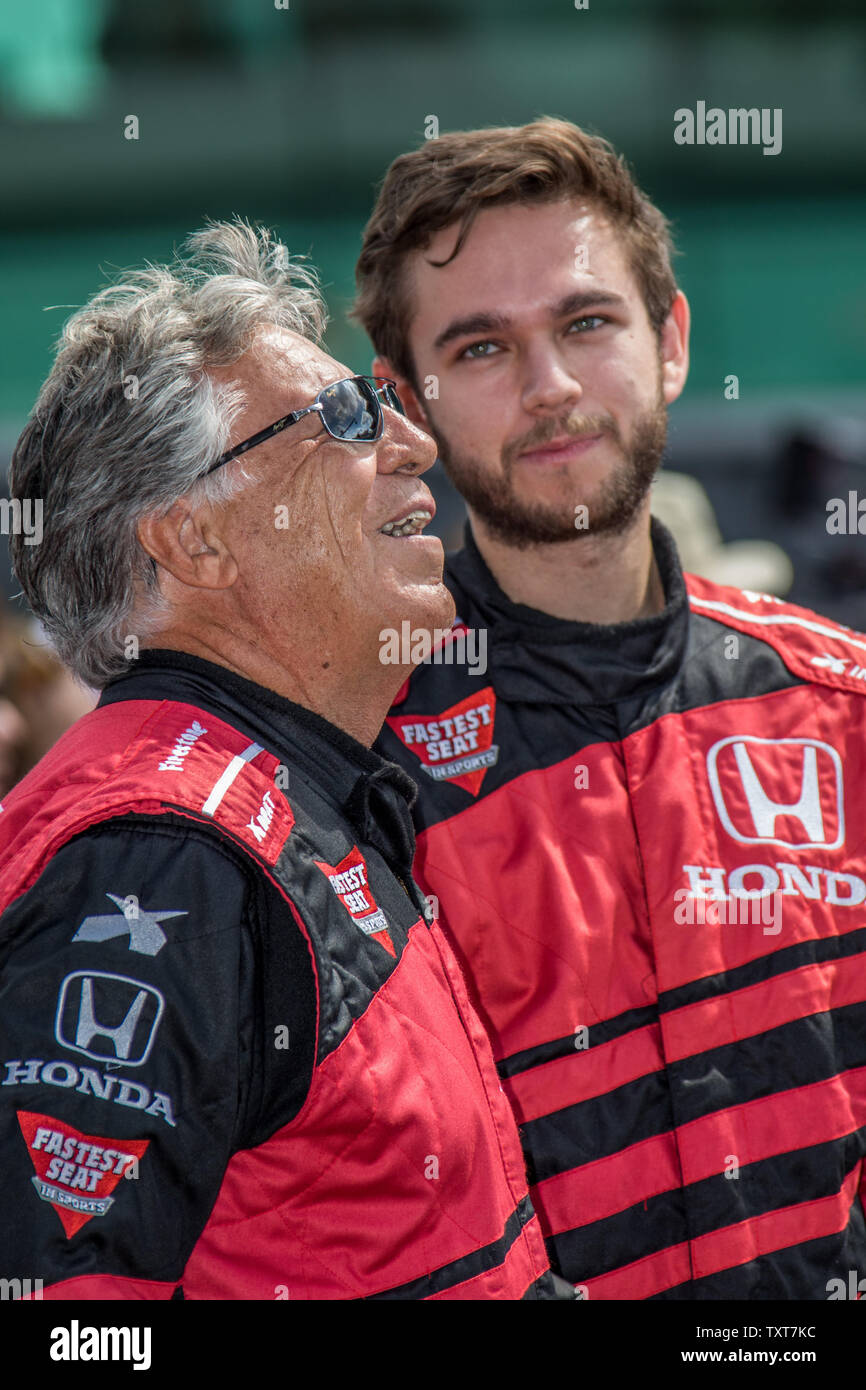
[
  {"xmin": 706, "ymin": 736, "xmax": 844, "ymax": 850},
  {"xmin": 55, "ymin": 972, "xmax": 164, "ymax": 1067}
]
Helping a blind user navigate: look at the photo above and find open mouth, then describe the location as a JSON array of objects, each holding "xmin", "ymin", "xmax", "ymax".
[{"xmin": 379, "ymin": 508, "xmax": 433, "ymax": 538}]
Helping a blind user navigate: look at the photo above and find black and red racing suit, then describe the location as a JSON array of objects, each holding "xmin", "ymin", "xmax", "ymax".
[
  {"xmin": 376, "ymin": 519, "xmax": 866, "ymax": 1298},
  {"xmin": 0, "ymin": 650, "xmax": 558, "ymax": 1300}
]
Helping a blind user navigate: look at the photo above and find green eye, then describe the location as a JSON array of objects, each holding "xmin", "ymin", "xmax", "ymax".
[
  {"xmin": 463, "ymin": 341, "xmax": 498, "ymax": 359},
  {"xmin": 568, "ymin": 316, "xmax": 605, "ymax": 333}
]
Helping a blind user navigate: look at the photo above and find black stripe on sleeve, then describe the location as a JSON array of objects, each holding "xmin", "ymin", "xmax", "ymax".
[
  {"xmin": 497, "ymin": 1003, "xmax": 658, "ymax": 1080},
  {"xmin": 363, "ymin": 1195, "xmax": 536, "ymax": 1300},
  {"xmin": 659, "ymin": 926, "xmax": 866, "ymax": 1017},
  {"xmin": 548, "ymin": 1127, "xmax": 866, "ymax": 1287}
]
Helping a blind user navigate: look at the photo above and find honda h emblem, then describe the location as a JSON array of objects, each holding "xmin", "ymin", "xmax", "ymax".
[
  {"xmin": 55, "ymin": 971, "xmax": 165, "ymax": 1066},
  {"xmin": 706, "ymin": 736, "xmax": 844, "ymax": 850}
]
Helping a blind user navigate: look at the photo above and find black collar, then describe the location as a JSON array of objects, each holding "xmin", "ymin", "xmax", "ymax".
[
  {"xmin": 444, "ymin": 517, "xmax": 690, "ymax": 707},
  {"xmin": 98, "ymin": 650, "xmax": 419, "ymax": 864}
]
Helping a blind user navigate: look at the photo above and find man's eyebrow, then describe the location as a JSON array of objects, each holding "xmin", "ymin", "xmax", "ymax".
[
  {"xmin": 432, "ymin": 290, "xmax": 627, "ymax": 352},
  {"xmin": 433, "ymin": 311, "xmax": 511, "ymax": 352}
]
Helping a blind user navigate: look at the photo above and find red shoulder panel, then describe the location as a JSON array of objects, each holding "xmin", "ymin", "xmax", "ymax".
[
  {"xmin": 0, "ymin": 700, "xmax": 294, "ymax": 915},
  {"xmin": 686, "ymin": 572, "xmax": 866, "ymax": 698}
]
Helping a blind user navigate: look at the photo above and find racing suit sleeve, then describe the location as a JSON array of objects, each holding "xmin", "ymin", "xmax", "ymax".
[{"xmin": 0, "ymin": 814, "xmax": 316, "ymax": 1299}]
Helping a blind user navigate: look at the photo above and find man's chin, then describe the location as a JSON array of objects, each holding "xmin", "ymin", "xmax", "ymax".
[
  {"xmin": 376, "ymin": 582, "xmax": 457, "ymax": 667},
  {"xmin": 464, "ymin": 467, "xmax": 661, "ymax": 548},
  {"xmin": 400, "ymin": 579, "xmax": 456, "ymax": 634},
  {"xmin": 465, "ymin": 492, "xmax": 595, "ymax": 548}
]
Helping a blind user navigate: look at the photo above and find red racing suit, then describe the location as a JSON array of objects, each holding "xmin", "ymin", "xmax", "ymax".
[
  {"xmin": 0, "ymin": 652, "xmax": 558, "ymax": 1299},
  {"xmin": 376, "ymin": 520, "xmax": 866, "ymax": 1299}
]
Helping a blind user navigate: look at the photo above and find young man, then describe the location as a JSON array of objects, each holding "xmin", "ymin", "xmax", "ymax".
[
  {"xmin": 354, "ymin": 119, "xmax": 866, "ymax": 1299},
  {"xmin": 0, "ymin": 221, "xmax": 558, "ymax": 1300}
]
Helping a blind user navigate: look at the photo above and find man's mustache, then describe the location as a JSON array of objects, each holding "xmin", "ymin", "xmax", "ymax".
[{"xmin": 505, "ymin": 412, "xmax": 622, "ymax": 463}]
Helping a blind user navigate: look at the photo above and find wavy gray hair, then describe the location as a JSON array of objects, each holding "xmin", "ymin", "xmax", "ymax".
[{"xmin": 9, "ymin": 219, "xmax": 327, "ymax": 688}]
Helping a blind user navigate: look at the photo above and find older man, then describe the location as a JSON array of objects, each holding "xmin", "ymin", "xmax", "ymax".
[{"xmin": 0, "ymin": 221, "xmax": 557, "ymax": 1300}]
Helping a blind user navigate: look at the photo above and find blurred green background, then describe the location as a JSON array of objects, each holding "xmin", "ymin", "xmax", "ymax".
[{"xmin": 1, "ymin": 0, "xmax": 865, "ymax": 616}]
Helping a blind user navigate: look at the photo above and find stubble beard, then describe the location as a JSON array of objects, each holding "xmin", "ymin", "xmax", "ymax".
[{"xmin": 430, "ymin": 388, "xmax": 669, "ymax": 550}]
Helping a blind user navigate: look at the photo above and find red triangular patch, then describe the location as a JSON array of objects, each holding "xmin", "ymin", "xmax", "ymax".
[
  {"xmin": 17, "ymin": 1110, "xmax": 149, "ymax": 1238},
  {"xmin": 386, "ymin": 687, "xmax": 498, "ymax": 796},
  {"xmin": 316, "ymin": 846, "xmax": 396, "ymax": 957}
]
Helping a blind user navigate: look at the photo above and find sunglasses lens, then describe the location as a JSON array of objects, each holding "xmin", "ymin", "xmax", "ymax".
[
  {"xmin": 383, "ymin": 383, "xmax": 405, "ymax": 416},
  {"xmin": 320, "ymin": 378, "xmax": 380, "ymax": 441}
]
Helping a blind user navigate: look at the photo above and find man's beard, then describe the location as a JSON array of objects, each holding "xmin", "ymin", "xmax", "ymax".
[{"xmin": 430, "ymin": 391, "xmax": 668, "ymax": 549}]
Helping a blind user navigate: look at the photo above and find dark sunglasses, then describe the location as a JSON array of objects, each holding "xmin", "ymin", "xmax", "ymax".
[{"xmin": 206, "ymin": 375, "xmax": 405, "ymax": 475}]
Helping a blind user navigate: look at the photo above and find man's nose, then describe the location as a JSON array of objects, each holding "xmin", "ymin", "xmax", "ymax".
[
  {"xmin": 376, "ymin": 406, "xmax": 438, "ymax": 476},
  {"xmin": 520, "ymin": 345, "xmax": 583, "ymax": 415}
]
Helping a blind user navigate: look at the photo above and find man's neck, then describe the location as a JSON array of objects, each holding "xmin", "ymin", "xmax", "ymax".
[
  {"xmin": 469, "ymin": 502, "xmax": 665, "ymax": 624},
  {"xmin": 140, "ymin": 626, "xmax": 398, "ymax": 748}
]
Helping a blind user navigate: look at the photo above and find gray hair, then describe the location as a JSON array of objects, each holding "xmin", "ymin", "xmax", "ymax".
[{"xmin": 9, "ymin": 218, "xmax": 328, "ymax": 688}]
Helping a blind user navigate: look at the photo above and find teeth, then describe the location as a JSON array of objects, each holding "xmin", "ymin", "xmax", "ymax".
[{"xmin": 380, "ymin": 508, "xmax": 431, "ymax": 537}]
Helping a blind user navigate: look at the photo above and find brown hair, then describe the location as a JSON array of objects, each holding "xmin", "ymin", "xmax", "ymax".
[{"xmin": 352, "ymin": 117, "xmax": 678, "ymax": 386}]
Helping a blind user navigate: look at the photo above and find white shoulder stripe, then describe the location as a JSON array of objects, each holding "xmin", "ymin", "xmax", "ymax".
[
  {"xmin": 202, "ymin": 742, "xmax": 264, "ymax": 816},
  {"xmin": 689, "ymin": 594, "xmax": 866, "ymax": 658}
]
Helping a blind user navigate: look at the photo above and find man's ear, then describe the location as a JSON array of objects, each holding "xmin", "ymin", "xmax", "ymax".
[
  {"xmin": 372, "ymin": 355, "xmax": 430, "ymax": 431},
  {"xmin": 137, "ymin": 501, "xmax": 238, "ymax": 592},
  {"xmin": 659, "ymin": 291, "xmax": 690, "ymax": 407}
]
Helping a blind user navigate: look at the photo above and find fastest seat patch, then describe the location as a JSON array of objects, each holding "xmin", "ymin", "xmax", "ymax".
[
  {"xmin": 17, "ymin": 1110, "xmax": 150, "ymax": 1238},
  {"xmin": 386, "ymin": 687, "xmax": 499, "ymax": 796},
  {"xmin": 315, "ymin": 846, "xmax": 396, "ymax": 958}
]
